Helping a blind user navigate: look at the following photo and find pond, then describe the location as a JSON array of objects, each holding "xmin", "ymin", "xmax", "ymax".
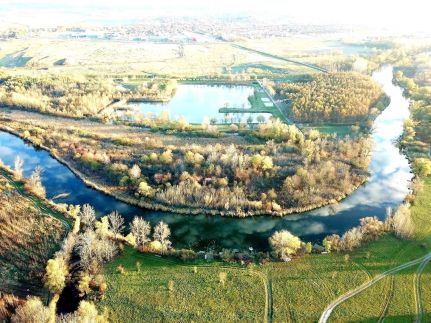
[
  {"xmin": 133, "ymin": 84, "xmax": 273, "ymax": 124},
  {"xmin": 0, "ymin": 66, "xmax": 413, "ymax": 251}
]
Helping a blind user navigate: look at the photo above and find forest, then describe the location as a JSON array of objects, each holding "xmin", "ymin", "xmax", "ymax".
[
  {"xmin": 0, "ymin": 72, "xmax": 176, "ymax": 118},
  {"xmin": 274, "ymin": 72, "xmax": 384, "ymax": 123}
]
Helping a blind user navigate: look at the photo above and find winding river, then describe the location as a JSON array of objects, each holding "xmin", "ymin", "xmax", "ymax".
[{"xmin": 0, "ymin": 66, "xmax": 412, "ymax": 250}]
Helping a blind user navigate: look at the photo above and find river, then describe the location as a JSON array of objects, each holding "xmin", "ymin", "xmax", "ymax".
[{"xmin": 0, "ymin": 66, "xmax": 412, "ymax": 251}]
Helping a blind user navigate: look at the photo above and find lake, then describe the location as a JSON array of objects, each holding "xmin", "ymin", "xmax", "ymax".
[
  {"xmin": 133, "ymin": 84, "xmax": 273, "ymax": 124},
  {"xmin": 0, "ymin": 66, "xmax": 413, "ymax": 251}
]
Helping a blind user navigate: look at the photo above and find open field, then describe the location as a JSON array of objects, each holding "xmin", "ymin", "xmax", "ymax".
[
  {"xmin": 98, "ymin": 247, "xmax": 267, "ymax": 323},
  {"xmin": 0, "ymin": 169, "xmax": 67, "ymax": 300},
  {"xmin": 0, "ymin": 38, "xmax": 359, "ymax": 78},
  {"xmin": 98, "ymin": 178, "xmax": 431, "ymax": 322},
  {"xmin": 0, "ymin": 39, "xmax": 313, "ymax": 77}
]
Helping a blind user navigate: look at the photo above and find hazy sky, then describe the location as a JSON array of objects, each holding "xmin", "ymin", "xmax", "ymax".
[{"xmin": 1, "ymin": 0, "xmax": 430, "ymax": 32}]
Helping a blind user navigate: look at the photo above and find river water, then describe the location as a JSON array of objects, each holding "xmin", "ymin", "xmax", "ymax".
[{"xmin": 0, "ymin": 66, "xmax": 412, "ymax": 250}]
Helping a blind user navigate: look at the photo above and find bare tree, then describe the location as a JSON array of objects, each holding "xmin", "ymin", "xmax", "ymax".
[
  {"xmin": 28, "ymin": 166, "xmax": 45, "ymax": 197},
  {"xmin": 153, "ymin": 221, "xmax": 171, "ymax": 252},
  {"xmin": 75, "ymin": 230, "xmax": 116, "ymax": 271},
  {"xmin": 393, "ymin": 203, "xmax": 414, "ymax": 239},
  {"xmin": 108, "ymin": 211, "xmax": 125, "ymax": 237},
  {"xmin": 128, "ymin": 164, "xmax": 141, "ymax": 180},
  {"xmin": 80, "ymin": 204, "xmax": 96, "ymax": 230},
  {"xmin": 14, "ymin": 155, "xmax": 24, "ymax": 179},
  {"xmin": 341, "ymin": 227, "xmax": 363, "ymax": 251},
  {"xmin": 130, "ymin": 216, "xmax": 151, "ymax": 248}
]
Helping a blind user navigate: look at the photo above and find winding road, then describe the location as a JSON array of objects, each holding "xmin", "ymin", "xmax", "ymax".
[{"xmin": 318, "ymin": 252, "xmax": 431, "ymax": 323}]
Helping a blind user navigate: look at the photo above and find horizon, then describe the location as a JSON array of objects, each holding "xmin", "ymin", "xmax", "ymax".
[{"xmin": 1, "ymin": 0, "xmax": 431, "ymax": 34}]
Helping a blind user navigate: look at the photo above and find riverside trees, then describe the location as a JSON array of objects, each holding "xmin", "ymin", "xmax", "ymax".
[{"xmin": 275, "ymin": 72, "xmax": 383, "ymax": 123}]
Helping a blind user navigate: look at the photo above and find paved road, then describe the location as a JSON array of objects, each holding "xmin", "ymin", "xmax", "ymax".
[
  {"xmin": 318, "ymin": 252, "xmax": 431, "ymax": 323},
  {"xmin": 232, "ymin": 44, "xmax": 328, "ymax": 73}
]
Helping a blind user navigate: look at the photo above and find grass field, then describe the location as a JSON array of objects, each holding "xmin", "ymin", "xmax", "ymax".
[
  {"xmin": 304, "ymin": 124, "xmax": 354, "ymax": 137},
  {"xmin": 98, "ymin": 247, "xmax": 267, "ymax": 323},
  {"xmin": 98, "ymin": 178, "xmax": 431, "ymax": 322},
  {"xmin": 0, "ymin": 39, "xmax": 326, "ymax": 77},
  {"xmin": 329, "ymin": 177, "xmax": 431, "ymax": 322}
]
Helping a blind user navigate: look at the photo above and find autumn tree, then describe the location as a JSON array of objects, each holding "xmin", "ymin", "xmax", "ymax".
[
  {"xmin": 392, "ymin": 203, "xmax": 414, "ymax": 239},
  {"xmin": 413, "ymin": 158, "xmax": 431, "ymax": 177},
  {"xmin": 44, "ymin": 257, "xmax": 68, "ymax": 294},
  {"xmin": 269, "ymin": 230, "xmax": 301, "ymax": 259},
  {"xmin": 28, "ymin": 166, "xmax": 45, "ymax": 197},
  {"xmin": 11, "ymin": 297, "xmax": 50, "ymax": 323}
]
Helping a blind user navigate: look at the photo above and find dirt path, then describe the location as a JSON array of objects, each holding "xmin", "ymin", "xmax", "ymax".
[
  {"xmin": 415, "ymin": 257, "xmax": 430, "ymax": 322},
  {"xmin": 318, "ymin": 252, "xmax": 431, "ymax": 323}
]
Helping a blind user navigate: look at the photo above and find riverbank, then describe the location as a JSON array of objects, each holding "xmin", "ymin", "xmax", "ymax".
[
  {"xmin": 0, "ymin": 123, "xmax": 367, "ymax": 217},
  {"xmin": 0, "ymin": 167, "xmax": 68, "ymax": 300}
]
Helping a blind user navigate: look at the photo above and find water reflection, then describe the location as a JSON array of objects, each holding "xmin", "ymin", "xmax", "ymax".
[
  {"xmin": 0, "ymin": 66, "xmax": 412, "ymax": 250},
  {"xmin": 136, "ymin": 84, "xmax": 272, "ymax": 124}
]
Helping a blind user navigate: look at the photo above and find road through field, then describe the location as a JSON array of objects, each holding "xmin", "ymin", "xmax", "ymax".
[
  {"xmin": 318, "ymin": 252, "xmax": 431, "ymax": 323},
  {"xmin": 415, "ymin": 257, "xmax": 431, "ymax": 322}
]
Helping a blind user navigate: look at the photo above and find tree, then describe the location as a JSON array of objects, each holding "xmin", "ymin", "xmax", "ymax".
[
  {"xmin": 44, "ymin": 257, "xmax": 68, "ymax": 294},
  {"xmin": 324, "ymin": 234, "xmax": 342, "ymax": 252},
  {"xmin": 160, "ymin": 150, "xmax": 173, "ymax": 164},
  {"xmin": 341, "ymin": 227, "xmax": 363, "ymax": 251},
  {"xmin": 11, "ymin": 297, "xmax": 50, "ymax": 323},
  {"xmin": 413, "ymin": 158, "xmax": 431, "ymax": 177},
  {"xmin": 76, "ymin": 300, "xmax": 107, "ymax": 322},
  {"xmin": 138, "ymin": 180, "xmax": 154, "ymax": 197},
  {"xmin": 257, "ymin": 115, "xmax": 266, "ymax": 123},
  {"xmin": 322, "ymin": 237, "xmax": 332, "ymax": 252},
  {"xmin": 14, "ymin": 155, "xmax": 24, "ymax": 179},
  {"xmin": 392, "ymin": 203, "xmax": 414, "ymax": 239},
  {"xmin": 269, "ymin": 230, "xmax": 301, "ymax": 258},
  {"xmin": 107, "ymin": 211, "xmax": 124, "ymax": 237},
  {"xmin": 128, "ymin": 164, "xmax": 141, "ymax": 179},
  {"xmin": 28, "ymin": 166, "xmax": 45, "ymax": 197},
  {"xmin": 359, "ymin": 216, "xmax": 385, "ymax": 240},
  {"xmin": 153, "ymin": 221, "xmax": 172, "ymax": 252},
  {"xmin": 305, "ymin": 242, "xmax": 312, "ymax": 254},
  {"xmin": 130, "ymin": 216, "xmax": 151, "ymax": 248},
  {"xmin": 80, "ymin": 204, "xmax": 96, "ymax": 229}
]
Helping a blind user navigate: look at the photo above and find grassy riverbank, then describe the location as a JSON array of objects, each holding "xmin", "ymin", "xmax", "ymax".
[{"xmin": 0, "ymin": 168, "xmax": 69, "ymax": 300}]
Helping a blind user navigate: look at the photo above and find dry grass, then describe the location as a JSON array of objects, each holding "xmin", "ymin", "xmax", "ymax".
[{"xmin": 0, "ymin": 172, "xmax": 64, "ymax": 299}]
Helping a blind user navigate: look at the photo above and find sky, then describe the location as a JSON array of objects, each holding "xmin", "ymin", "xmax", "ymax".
[{"xmin": 0, "ymin": 0, "xmax": 430, "ymax": 32}]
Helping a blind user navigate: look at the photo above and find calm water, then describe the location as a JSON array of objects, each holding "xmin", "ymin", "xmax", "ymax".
[
  {"xmin": 0, "ymin": 66, "xmax": 412, "ymax": 250},
  {"xmin": 135, "ymin": 84, "xmax": 273, "ymax": 124}
]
